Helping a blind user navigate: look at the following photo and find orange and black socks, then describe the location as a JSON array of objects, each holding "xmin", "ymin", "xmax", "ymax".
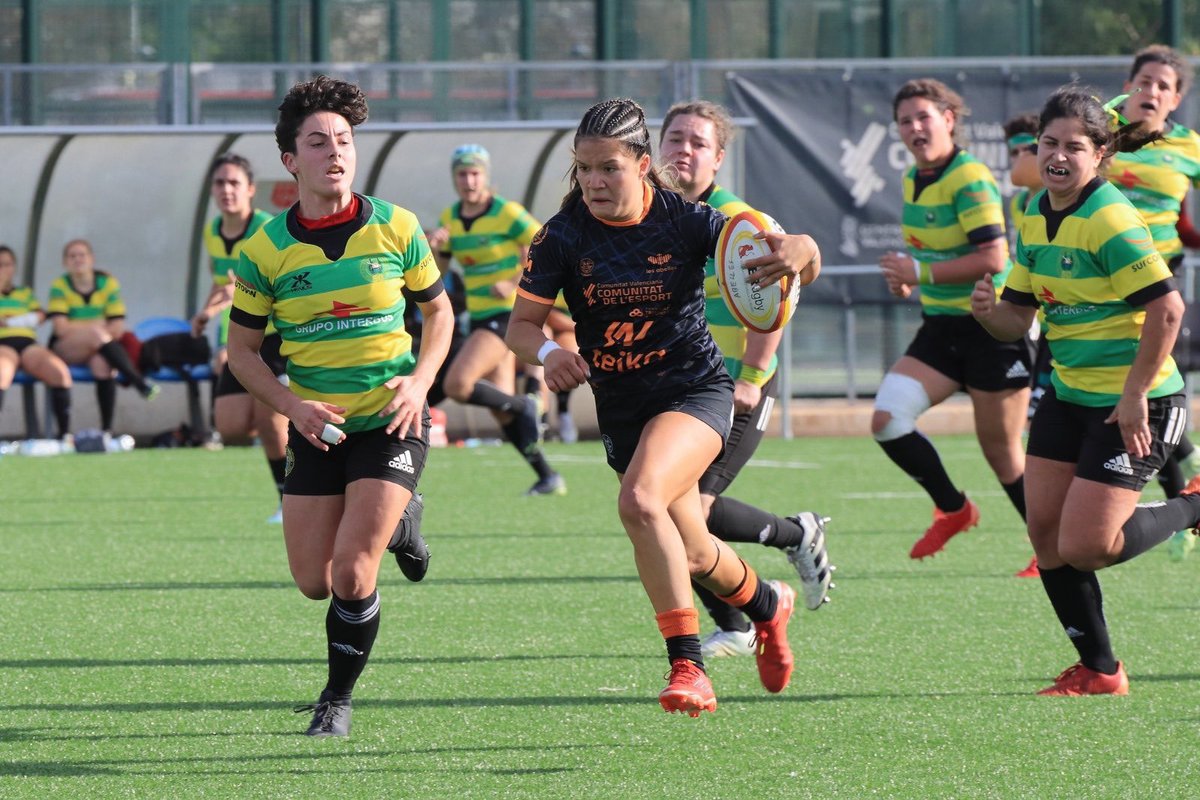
[
  {"xmin": 692, "ymin": 580, "xmax": 750, "ymax": 633},
  {"xmin": 716, "ymin": 560, "xmax": 777, "ymax": 624},
  {"xmin": 656, "ymin": 608, "xmax": 703, "ymax": 668}
]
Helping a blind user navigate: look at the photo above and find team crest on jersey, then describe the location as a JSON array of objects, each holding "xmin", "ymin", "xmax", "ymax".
[
  {"xmin": 1060, "ymin": 253, "xmax": 1074, "ymax": 272},
  {"xmin": 288, "ymin": 271, "xmax": 314, "ymax": 292},
  {"xmin": 579, "ymin": 258, "xmax": 594, "ymax": 277},
  {"xmin": 532, "ymin": 225, "xmax": 548, "ymax": 246},
  {"xmin": 1163, "ymin": 154, "xmax": 1175, "ymax": 163},
  {"xmin": 360, "ymin": 259, "xmax": 385, "ymax": 282},
  {"xmin": 924, "ymin": 211, "xmax": 935, "ymax": 223}
]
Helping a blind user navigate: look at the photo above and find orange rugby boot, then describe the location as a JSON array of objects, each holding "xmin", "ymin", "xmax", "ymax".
[
  {"xmin": 1015, "ymin": 556, "xmax": 1040, "ymax": 578},
  {"xmin": 1037, "ymin": 662, "xmax": 1129, "ymax": 696},
  {"xmin": 752, "ymin": 581, "xmax": 796, "ymax": 693},
  {"xmin": 659, "ymin": 659, "xmax": 717, "ymax": 717},
  {"xmin": 909, "ymin": 497, "xmax": 980, "ymax": 560}
]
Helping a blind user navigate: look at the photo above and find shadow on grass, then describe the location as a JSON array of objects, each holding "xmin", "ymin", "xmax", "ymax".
[
  {"xmin": 7, "ymin": 575, "xmax": 640, "ymax": 594},
  {"xmin": 3, "ymin": 688, "xmax": 1056, "ymax": 717},
  {"xmin": 0, "ymin": 743, "xmax": 595, "ymax": 777},
  {"xmin": 0, "ymin": 652, "xmax": 654, "ymax": 669}
]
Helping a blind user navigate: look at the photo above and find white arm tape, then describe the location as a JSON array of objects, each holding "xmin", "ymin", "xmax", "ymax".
[
  {"xmin": 537, "ymin": 340, "xmax": 562, "ymax": 365},
  {"xmin": 320, "ymin": 423, "xmax": 344, "ymax": 445}
]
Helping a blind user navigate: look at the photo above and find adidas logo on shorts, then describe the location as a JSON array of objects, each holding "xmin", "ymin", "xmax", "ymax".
[
  {"xmin": 388, "ymin": 450, "xmax": 415, "ymax": 474},
  {"xmin": 1102, "ymin": 453, "xmax": 1134, "ymax": 476},
  {"xmin": 1005, "ymin": 361, "xmax": 1030, "ymax": 380}
]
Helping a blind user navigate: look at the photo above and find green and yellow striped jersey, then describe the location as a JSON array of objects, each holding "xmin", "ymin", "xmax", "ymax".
[
  {"xmin": 1007, "ymin": 178, "xmax": 1182, "ymax": 407},
  {"xmin": 1009, "ymin": 188, "xmax": 1033, "ymax": 237},
  {"xmin": 1109, "ymin": 122, "xmax": 1200, "ymax": 262},
  {"xmin": 436, "ymin": 195, "xmax": 539, "ymax": 320},
  {"xmin": 205, "ymin": 209, "xmax": 276, "ymax": 344},
  {"xmin": 46, "ymin": 271, "xmax": 125, "ymax": 322},
  {"xmin": 204, "ymin": 209, "xmax": 274, "ymax": 286},
  {"xmin": 233, "ymin": 195, "xmax": 443, "ymax": 433},
  {"xmin": 0, "ymin": 286, "xmax": 40, "ymax": 339},
  {"xmin": 699, "ymin": 183, "xmax": 778, "ymax": 382},
  {"xmin": 902, "ymin": 148, "xmax": 1010, "ymax": 316}
]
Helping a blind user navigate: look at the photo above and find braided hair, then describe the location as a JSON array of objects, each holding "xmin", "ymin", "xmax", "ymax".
[{"xmin": 562, "ymin": 98, "xmax": 672, "ymax": 208}]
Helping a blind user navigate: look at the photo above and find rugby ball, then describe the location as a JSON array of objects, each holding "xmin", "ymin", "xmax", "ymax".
[{"xmin": 715, "ymin": 210, "xmax": 800, "ymax": 334}]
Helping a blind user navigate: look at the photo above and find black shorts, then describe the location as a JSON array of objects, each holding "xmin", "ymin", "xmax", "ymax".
[
  {"xmin": 1027, "ymin": 386, "xmax": 1187, "ymax": 491},
  {"xmin": 699, "ymin": 371, "xmax": 778, "ymax": 496},
  {"xmin": 595, "ymin": 372, "xmax": 734, "ymax": 474},
  {"xmin": 216, "ymin": 333, "xmax": 287, "ymax": 398},
  {"xmin": 905, "ymin": 314, "xmax": 1032, "ymax": 392},
  {"xmin": 284, "ymin": 408, "xmax": 431, "ymax": 496},
  {"xmin": 468, "ymin": 312, "xmax": 511, "ymax": 338},
  {"xmin": 0, "ymin": 337, "xmax": 35, "ymax": 356}
]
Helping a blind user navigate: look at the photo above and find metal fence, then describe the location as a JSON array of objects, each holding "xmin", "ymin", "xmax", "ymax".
[{"xmin": 1, "ymin": 56, "xmax": 1165, "ymax": 128}]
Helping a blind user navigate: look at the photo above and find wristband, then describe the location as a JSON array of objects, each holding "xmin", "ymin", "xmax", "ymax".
[
  {"xmin": 319, "ymin": 423, "xmax": 344, "ymax": 445},
  {"xmin": 738, "ymin": 365, "xmax": 769, "ymax": 387},
  {"xmin": 537, "ymin": 339, "xmax": 562, "ymax": 365},
  {"xmin": 918, "ymin": 261, "xmax": 934, "ymax": 285}
]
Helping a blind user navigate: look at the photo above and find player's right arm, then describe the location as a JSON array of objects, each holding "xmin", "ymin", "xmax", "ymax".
[{"xmin": 509, "ymin": 295, "xmax": 588, "ymax": 393}]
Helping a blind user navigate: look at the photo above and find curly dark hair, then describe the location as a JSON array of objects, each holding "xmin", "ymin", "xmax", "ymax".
[{"xmin": 274, "ymin": 75, "xmax": 368, "ymax": 155}]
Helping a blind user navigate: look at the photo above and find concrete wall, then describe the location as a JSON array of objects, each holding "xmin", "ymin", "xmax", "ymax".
[{"xmin": 0, "ymin": 127, "xmax": 743, "ymax": 439}]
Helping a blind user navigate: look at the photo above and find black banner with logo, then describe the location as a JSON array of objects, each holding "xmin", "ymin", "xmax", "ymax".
[{"xmin": 725, "ymin": 63, "xmax": 1159, "ymax": 281}]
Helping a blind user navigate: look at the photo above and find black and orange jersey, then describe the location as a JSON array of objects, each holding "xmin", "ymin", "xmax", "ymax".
[{"xmin": 519, "ymin": 184, "xmax": 726, "ymax": 394}]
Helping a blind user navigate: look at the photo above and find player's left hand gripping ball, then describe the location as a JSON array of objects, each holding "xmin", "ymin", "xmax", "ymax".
[{"xmin": 716, "ymin": 210, "xmax": 801, "ymax": 334}]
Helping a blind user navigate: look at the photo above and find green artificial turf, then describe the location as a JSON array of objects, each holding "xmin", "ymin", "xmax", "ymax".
[{"xmin": 3, "ymin": 435, "xmax": 1200, "ymax": 799}]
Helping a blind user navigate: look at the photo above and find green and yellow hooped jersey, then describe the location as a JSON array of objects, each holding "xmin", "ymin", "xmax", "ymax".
[
  {"xmin": 205, "ymin": 209, "xmax": 276, "ymax": 343},
  {"xmin": 0, "ymin": 286, "xmax": 40, "ymax": 339},
  {"xmin": 902, "ymin": 148, "xmax": 1010, "ymax": 316},
  {"xmin": 232, "ymin": 195, "xmax": 443, "ymax": 433},
  {"xmin": 46, "ymin": 271, "xmax": 125, "ymax": 322},
  {"xmin": 436, "ymin": 195, "xmax": 539, "ymax": 320},
  {"xmin": 1109, "ymin": 123, "xmax": 1200, "ymax": 262},
  {"xmin": 699, "ymin": 183, "xmax": 778, "ymax": 383},
  {"xmin": 204, "ymin": 209, "xmax": 274, "ymax": 286},
  {"xmin": 1009, "ymin": 188, "xmax": 1033, "ymax": 236},
  {"xmin": 1008, "ymin": 178, "xmax": 1182, "ymax": 407}
]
